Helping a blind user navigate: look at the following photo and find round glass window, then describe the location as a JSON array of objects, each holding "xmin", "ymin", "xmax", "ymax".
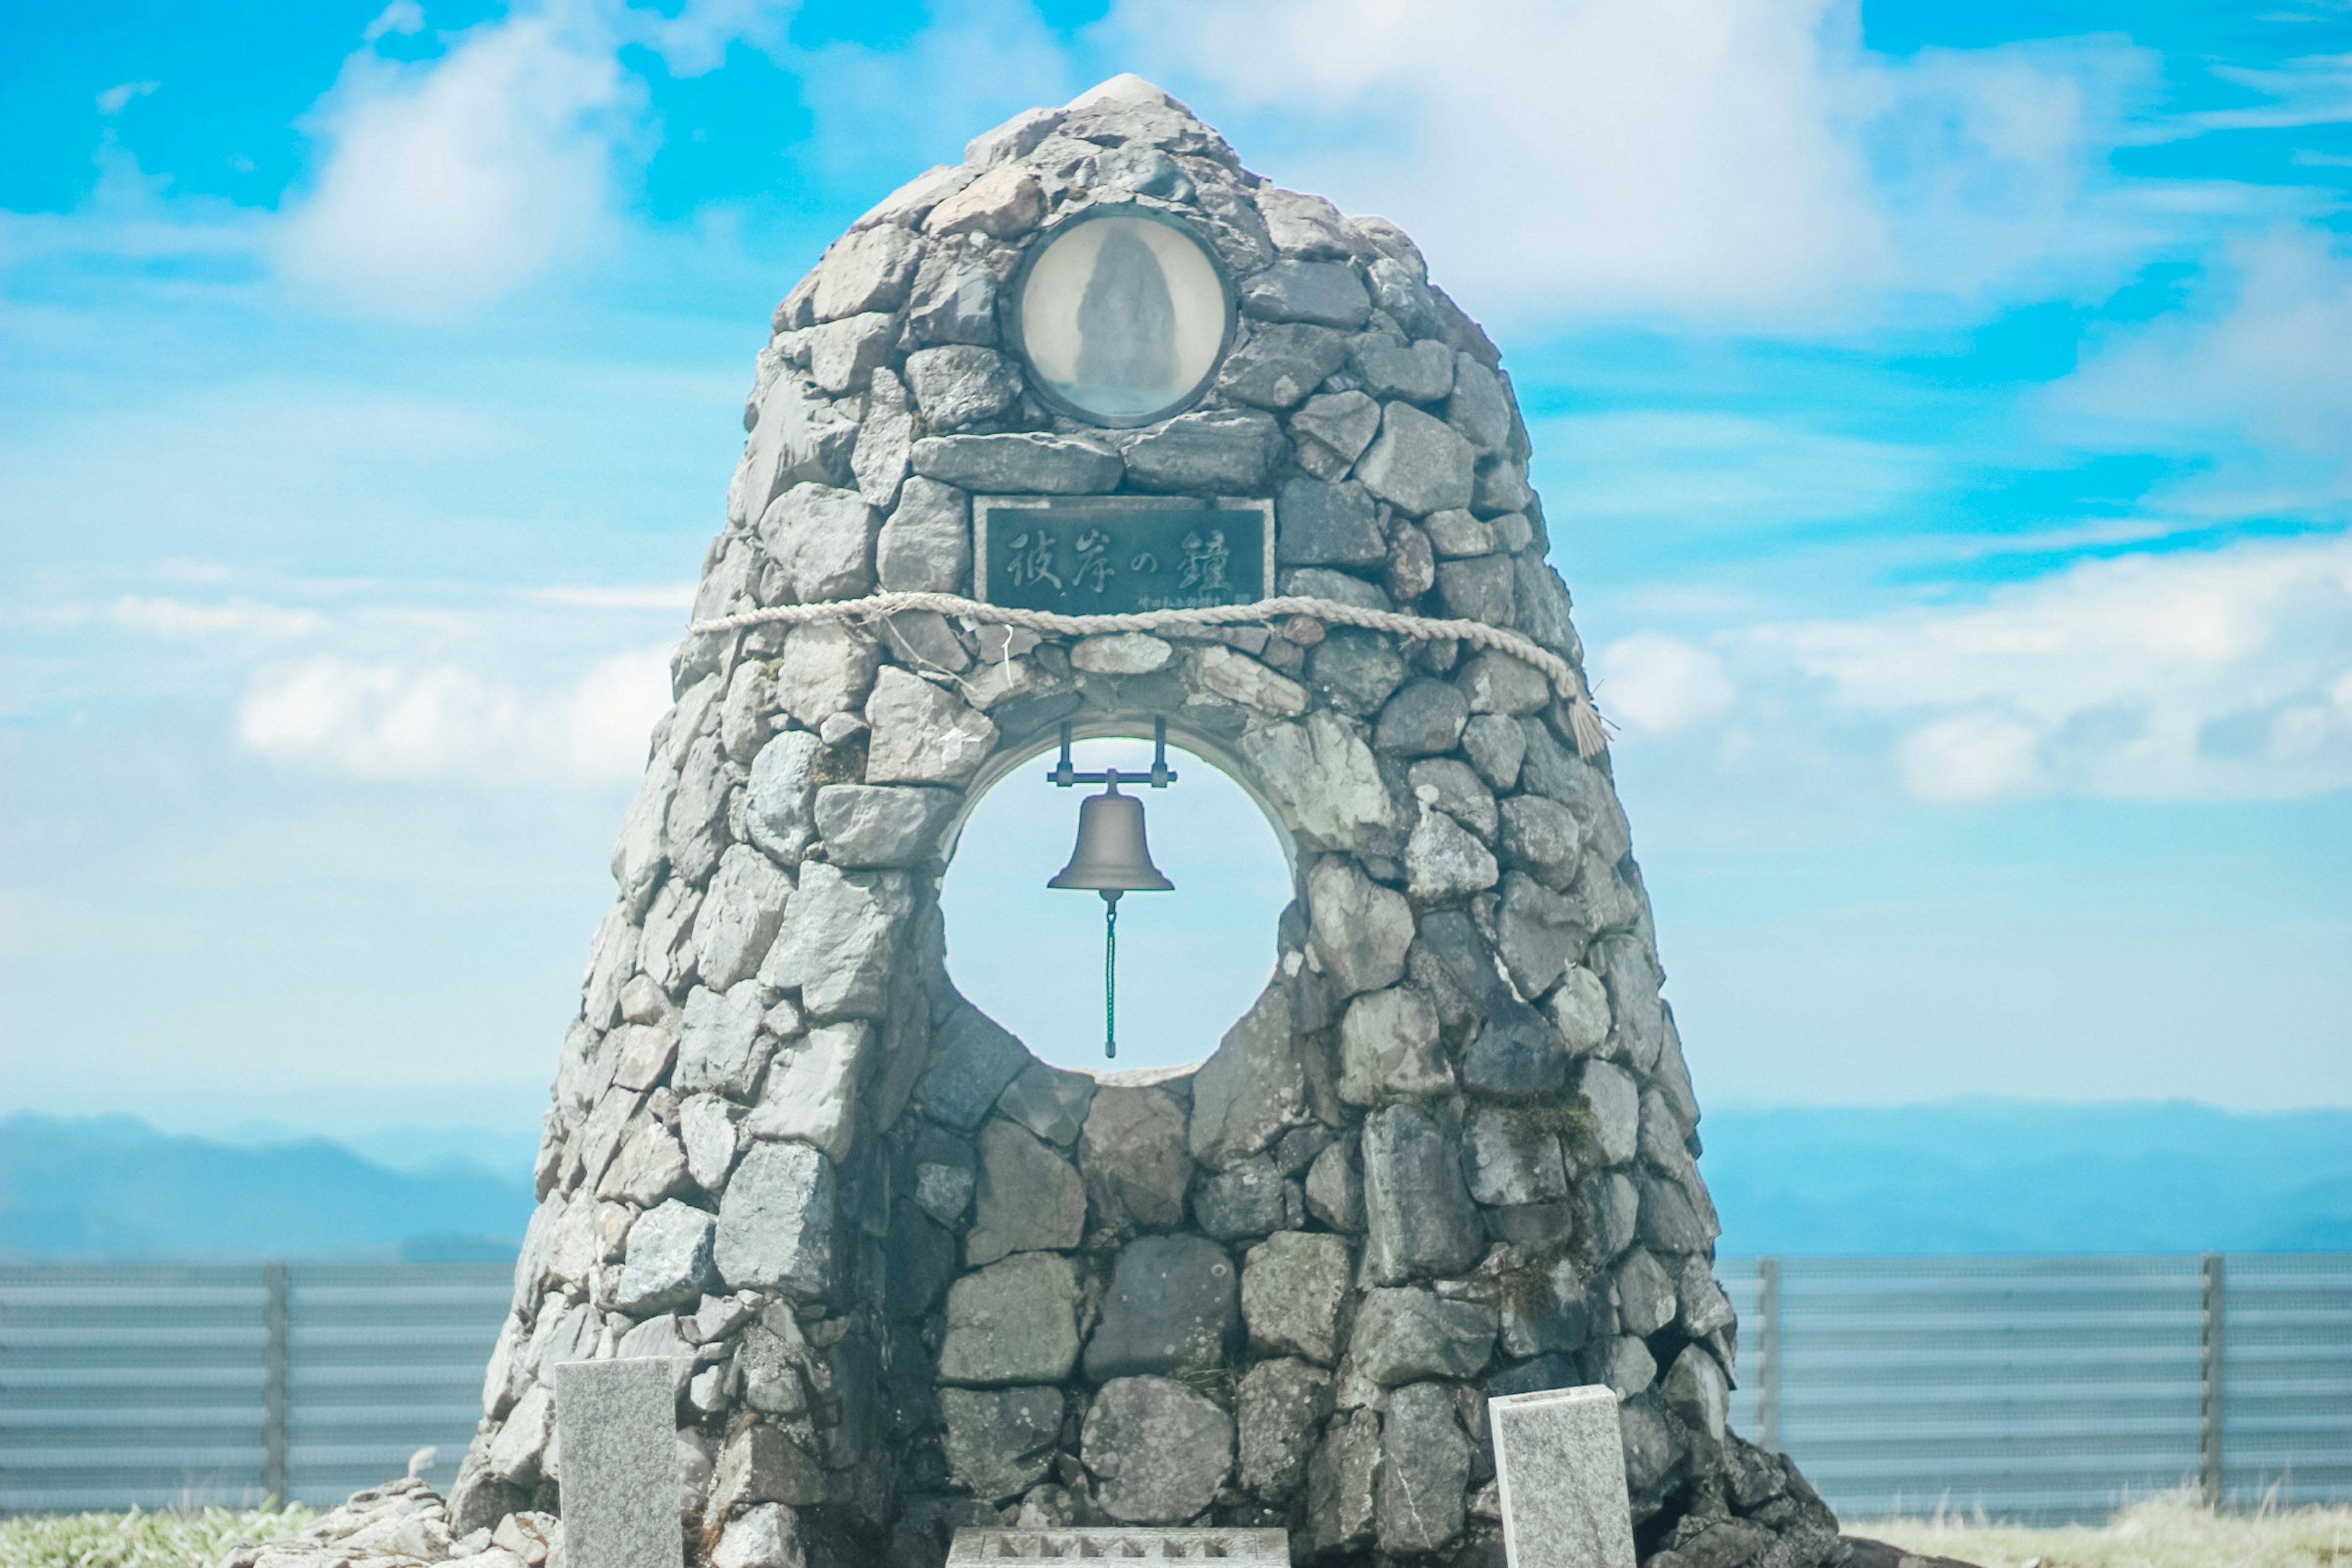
[{"xmin": 1011, "ymin": 205, "xmax": 1235, "ymax": 428}]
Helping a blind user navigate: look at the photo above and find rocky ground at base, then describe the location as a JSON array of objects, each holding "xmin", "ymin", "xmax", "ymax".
[{"xmin": 208, "ymin": 1474, "xmax": 1985, "ymax": 1568}]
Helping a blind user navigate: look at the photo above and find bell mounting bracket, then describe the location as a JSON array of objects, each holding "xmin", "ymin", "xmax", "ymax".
[{"xmin": 1046, "ymin": 718, "xmax": 1178, "ymax": 788}]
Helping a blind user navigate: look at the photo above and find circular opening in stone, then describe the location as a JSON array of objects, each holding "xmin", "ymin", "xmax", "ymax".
[
  {"xmin": 1011, "ymin": 205, "xmax": 1235, "ymax": 428},
  {"xmin": 938, "ymin": 734, "xmax": 1291, "ymax": 1072}
]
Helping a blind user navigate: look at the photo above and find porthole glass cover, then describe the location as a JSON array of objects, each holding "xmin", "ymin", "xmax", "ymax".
[{"xmin": 1011, "ymin": 204, "xmax": 1236, "ymax": 428}]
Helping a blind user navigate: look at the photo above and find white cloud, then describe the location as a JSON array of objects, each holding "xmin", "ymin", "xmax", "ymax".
[
  {"xmin": 1102, "ymin": 0, "xmax": 2159, "ymax": 326},
  {"xmin": 531, "ymin": 583, "xmax": 698, "ymax": 611},
  {"xmin": 112, "ymin": 596, "xmax": 323, "ymax": 639},
  {"xmin": 2054, "ymin": 225, "xmax": 2352, "ymax": 517},
  {"xmin": 96, "ymin": 81, "xmax": 160, "ymax": 115},
  {"xmin": 1894, "ymin": 712, "xmax": 2047, "ymax": 804},
  {"xmin": 278, "ymin": 7, "xmax": 635, "ymax": 315},
  {"xmin": 1744, "ymin": 532, "xmax": 2352, "ymax": 802},
  {"xmin": 238, "ymin": 644, "xmax": 673, "ymax": 784},
  {"xmin": 1597, "ymin": 631, "xmax": 1736, "ymax": 736},
  {"xmin": 363, "ymin": 1, "xmax": 424, "ymax": 43}
]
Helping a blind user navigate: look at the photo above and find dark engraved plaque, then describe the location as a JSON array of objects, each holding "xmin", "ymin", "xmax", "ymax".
[{"xmin": 973, "ymin": 496, "xmax": 1275, "ymax": 614}]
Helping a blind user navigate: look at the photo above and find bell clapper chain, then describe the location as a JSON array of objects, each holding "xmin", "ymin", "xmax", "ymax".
[
  {"xmin": 1045, "ymin": 720, "xmax": 1178, "ymax": 1060},
  {"xmin": 1101, "ymin": 891, "xmax": 1120, "ymax": 1060}
]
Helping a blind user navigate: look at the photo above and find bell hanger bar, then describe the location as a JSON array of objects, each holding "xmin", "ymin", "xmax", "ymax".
[{"xmin": 1046, "ymin": 717, "xmax": 1178, "ymax": 789}]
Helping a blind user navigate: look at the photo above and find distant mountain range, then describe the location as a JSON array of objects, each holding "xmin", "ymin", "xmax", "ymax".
[
  {"xmin": 0, "ymin": 1113, "xmax": 535, "ymax": 1261},
  {"xmin": 1, "ymin": 1101, "xmax": 2345, "ymax": 1261}
]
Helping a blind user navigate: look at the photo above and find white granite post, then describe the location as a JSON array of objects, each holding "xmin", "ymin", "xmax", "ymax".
[
  {"xmin": 1490, "ymin": 1385, "xmax": 1637, "ymax": 1568},
  {"xmin": 554, "ymin": 1358, "xmax": 684, "ymax": 1568}
]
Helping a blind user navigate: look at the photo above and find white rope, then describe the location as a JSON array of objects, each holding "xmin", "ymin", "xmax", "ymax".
[{"xmin": 688, "ymin": 590, "xmax": 1610, "ymax": 758}]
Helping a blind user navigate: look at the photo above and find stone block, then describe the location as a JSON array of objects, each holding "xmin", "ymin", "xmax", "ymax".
[
  {"xmin": 714, "ymin": 1140, "xmax": 835, "ymax": 1298},
  {"xmin": 760, "ymin": 862, "xmax": 908, "ymax": 1020},
  {"xmin": 674, "ymin": 981, "xmax": 769, "ymax": 1099},
  {"xmin": 1488, "ymin": 1385, "xmax": 1636, "ymax": 1568},
  {"xmin": 1240, "ymin": 1231, "xmax": 1352, "ymax": 1364},
  {"xmin": 1373, "ymin": 677, "xmax": 1468, "ymax": 756},
  {"xmin": 1351, "ymin": 337, "xmax": 1455, "ymax": 403},
  {"xmin": 1242, "ymin": 260, "xmax": 1372, "ymax": 328},
  {"xmin": 742, "ymin": 1021, "xmax": 867, "ymax": 1163},
  {"xmin": 939, "ymin": 1253, "xmax": 1080, "ymax": 1386},
  {"xmin": 1355, "ymin": 402, "xmax": 1474, "ymax": 516},
  {"xmin": 1461, "ymin": 995, "xmax": 1570, "ymax": 1102},
  {"xmin": 905, "ymin": 345, "xmax": 1025, "ymax": 432},
  {"xmin": 814, "ymin": 785, "xmax": 957, "ymax": 867},
  {"xmin": 1085, "ymin": 1234, "xmax": 1239, "ymax": 1381},
  {"xmin": 995, "ymin": 1060, "xmax": 1097, "ymax": 1147},
  {"xmin": 809, "ymin": 312, "xmax": 897, "ymax": 394},
  {"xmin": 967, "ymin": 1118, "xmax": 1086, "ymax": 1265},
  {"xmin": 692, "ymin": 845, "xmax": 794, "ymax": 992},
  {"xmin": 1577, "ymin": 1058, "xmax": 1639, "ymax": 1166},
  {"xmin": 813, "ymin": 225, "xmax": 922, "ymax": 320},
  {"xmin": 1376, "ymin": 1380, "xmax": 1469, "ymax": 1552},
  {"xmin": 926, "ymin": 166, "xmax": 1045, "ymax": 239},
  {"xmin": 615, "ymin": 1199, "xmax": 719, "ymax": 1314},
  {"xmin": 1361, "ymin": 1104, "xmax": 1483, "ymax": 1284},
  {"xmin": 1447, "ymin": 355, "xmax": 1512, "ymax": 453},
  {"xmin": 940, "ymin": 1385, "xmax": 1063, "ymax": 1501},
  {"xmin": 1349, "ymin": 1287, "xmax": 1496, "ymax": 1385},
  {"xmin": 1405, "ymin": 802, "xmax": 1499, "ymax": 903},
  {"xmin": 1218, "ymin": 321, "xmax": 1350, "ymax": 409},
  {"xmin": 912, "ymin": 433, "xmax": 1123, "ymax": 494},
  {"xmin": 1082, "ymin": 1376, "xmax": 1235, "ymax": 1523},
  {"xmin": 1460, "ymin": 1106, "xmax": 1567, "ymax": 1207},
  {"xmin": 1240, "ymin": 711, "xmax": 1398, "ymax": 853},
  {"xmin": 1121, "ymin": 409, "xmax": 1287, "ymax": 493},
  {"xmin": 1436, "ymin": 554, "xmax": 1516, "ymax": 625},
  {"xmin": 919, "ymin": 996, "xmax": 1033, "ymax": 1131},
  {"xmin": 551, "ymin": 1359, "xmax": 683, "ymax": 1568},
  {"xmin": 1308, "ymin": 1408, "xmax": 1381, "ymax": 1551},
  {"xmin": 1304, "ymin": 628, "xmax": 1406, "ymax": 716},
  {"xmin": 1193, "ymin": 1155, "xmax": 1303, "ymax": 1240},
  {"xmin": 774, "ymin": 627, "xmax": 881, "ymax": 732},
  {"xmin": 1307, "ymin": 859, "xmax": 1413, "ymax": 998},
  {"xmin": 1290, "ymin": 391, "xmax": 1382, "ymax": 467},
  {"xmin": 1079, "ymin": 1085, "xmax": 1193, "ymax": 1230},
  {"xmin": 1237, "ymin": 1357, "xmax": 1333, "ymax": 1501},
  {"xmin": 1188, "ymin": 983, "xmax": 1308, "ymax": 1167},
  {"xmin": 865, "ymin": 667, "xmax": 998, "ymax": 785},
  {"xmin": 1336, "ymin": 985, "xmax": 1450, "ymax": 1106},
  {"xmin": 711, "ymin": 1504, "xmax": 801, "ymax": 1568},
  {"xmin": 876, "ymin": 477, "xmax": 972, "ymax": 593}
]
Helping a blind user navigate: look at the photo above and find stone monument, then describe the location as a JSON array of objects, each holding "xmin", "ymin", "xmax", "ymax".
[
  {"xmin": 554, "ymin": 1358, "xmax": 686, "ymax": 1568},
  {"xmin": 1490, "ymin": 1385, "xmax": 1635, "ymax": 1568},
  {"xmin": 447, "ymin": 71, "xmax": 1850, "ymax": 1568}
]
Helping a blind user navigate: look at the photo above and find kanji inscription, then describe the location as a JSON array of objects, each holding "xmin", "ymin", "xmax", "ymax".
[{"xmin": 974, "ymin": 498, "xmax": 1273, "ymax": 614}]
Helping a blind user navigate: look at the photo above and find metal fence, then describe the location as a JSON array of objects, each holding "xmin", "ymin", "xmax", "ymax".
[
  {"xmin": 1722, "ymin": 1253, "xmax": 2352, "ymax": 1523},
  {"xmin": 0, "ymin": 1263, "xmax": 508, "ymax": 1515},
  {"xmin": 2, "ymin": 1255, "xmax": 2346, "ymax": 1522}
]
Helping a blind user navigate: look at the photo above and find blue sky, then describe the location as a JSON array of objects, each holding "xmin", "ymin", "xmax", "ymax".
[{"xmin": 2, "ymin": 0, "xmax": 2348, "ymax": 1145}]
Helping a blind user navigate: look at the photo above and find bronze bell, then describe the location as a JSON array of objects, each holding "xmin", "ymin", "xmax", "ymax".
[{"xmin": 1047, "ymin": 772, "xmax": 1174, "ymax": 900}]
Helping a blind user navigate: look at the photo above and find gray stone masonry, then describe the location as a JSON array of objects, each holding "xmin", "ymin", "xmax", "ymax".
[{"xmin": 436, "ymin": 67, "xmax": 1854, "ymax": 1568}]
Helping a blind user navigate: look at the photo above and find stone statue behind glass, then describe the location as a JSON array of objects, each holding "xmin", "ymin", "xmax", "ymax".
[{"xmin": 1074, "ymin": 225, "xmax": 1177, "ymax": 403}]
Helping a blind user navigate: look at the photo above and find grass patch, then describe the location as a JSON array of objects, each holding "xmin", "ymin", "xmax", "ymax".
[
  {"xmin": 0, "ymin": 1503, "xmax": 314, "ymax": 1568},
  {"xmin": 1855, "ymin": 1493, "xmax": 2352, "ymax": 1568}
]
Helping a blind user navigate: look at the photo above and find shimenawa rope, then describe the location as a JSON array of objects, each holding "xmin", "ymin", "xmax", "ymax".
[{"xmin": 687, "ymin": 590, "xmax": 1609, "ymax": 758}]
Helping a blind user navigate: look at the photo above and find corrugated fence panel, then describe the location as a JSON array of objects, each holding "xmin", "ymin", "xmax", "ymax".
[
  {"xmin": 4, "ymin": 1256, "xmax": 2344, "ymax": 1521},
  {"xmin": 1717, "ymin": 1254, "xmax": 2352, "ymax": 1526},
  {"xmin": 284, "ymin": 1265, "xmax": 511, "ymax": 1507},
  {"xmin": 0, "ymin": 1264, "xmax": 510, "ymax": 1515},
  {"xmin": 2222, "ymin": 1252, "xmax": 2352, "ymax": 1510}
]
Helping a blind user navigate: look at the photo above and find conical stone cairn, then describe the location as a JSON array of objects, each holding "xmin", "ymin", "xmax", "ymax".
[{"xmin": 448, "ymin": 72, "xmax": 1850, "ymax": 1568}]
